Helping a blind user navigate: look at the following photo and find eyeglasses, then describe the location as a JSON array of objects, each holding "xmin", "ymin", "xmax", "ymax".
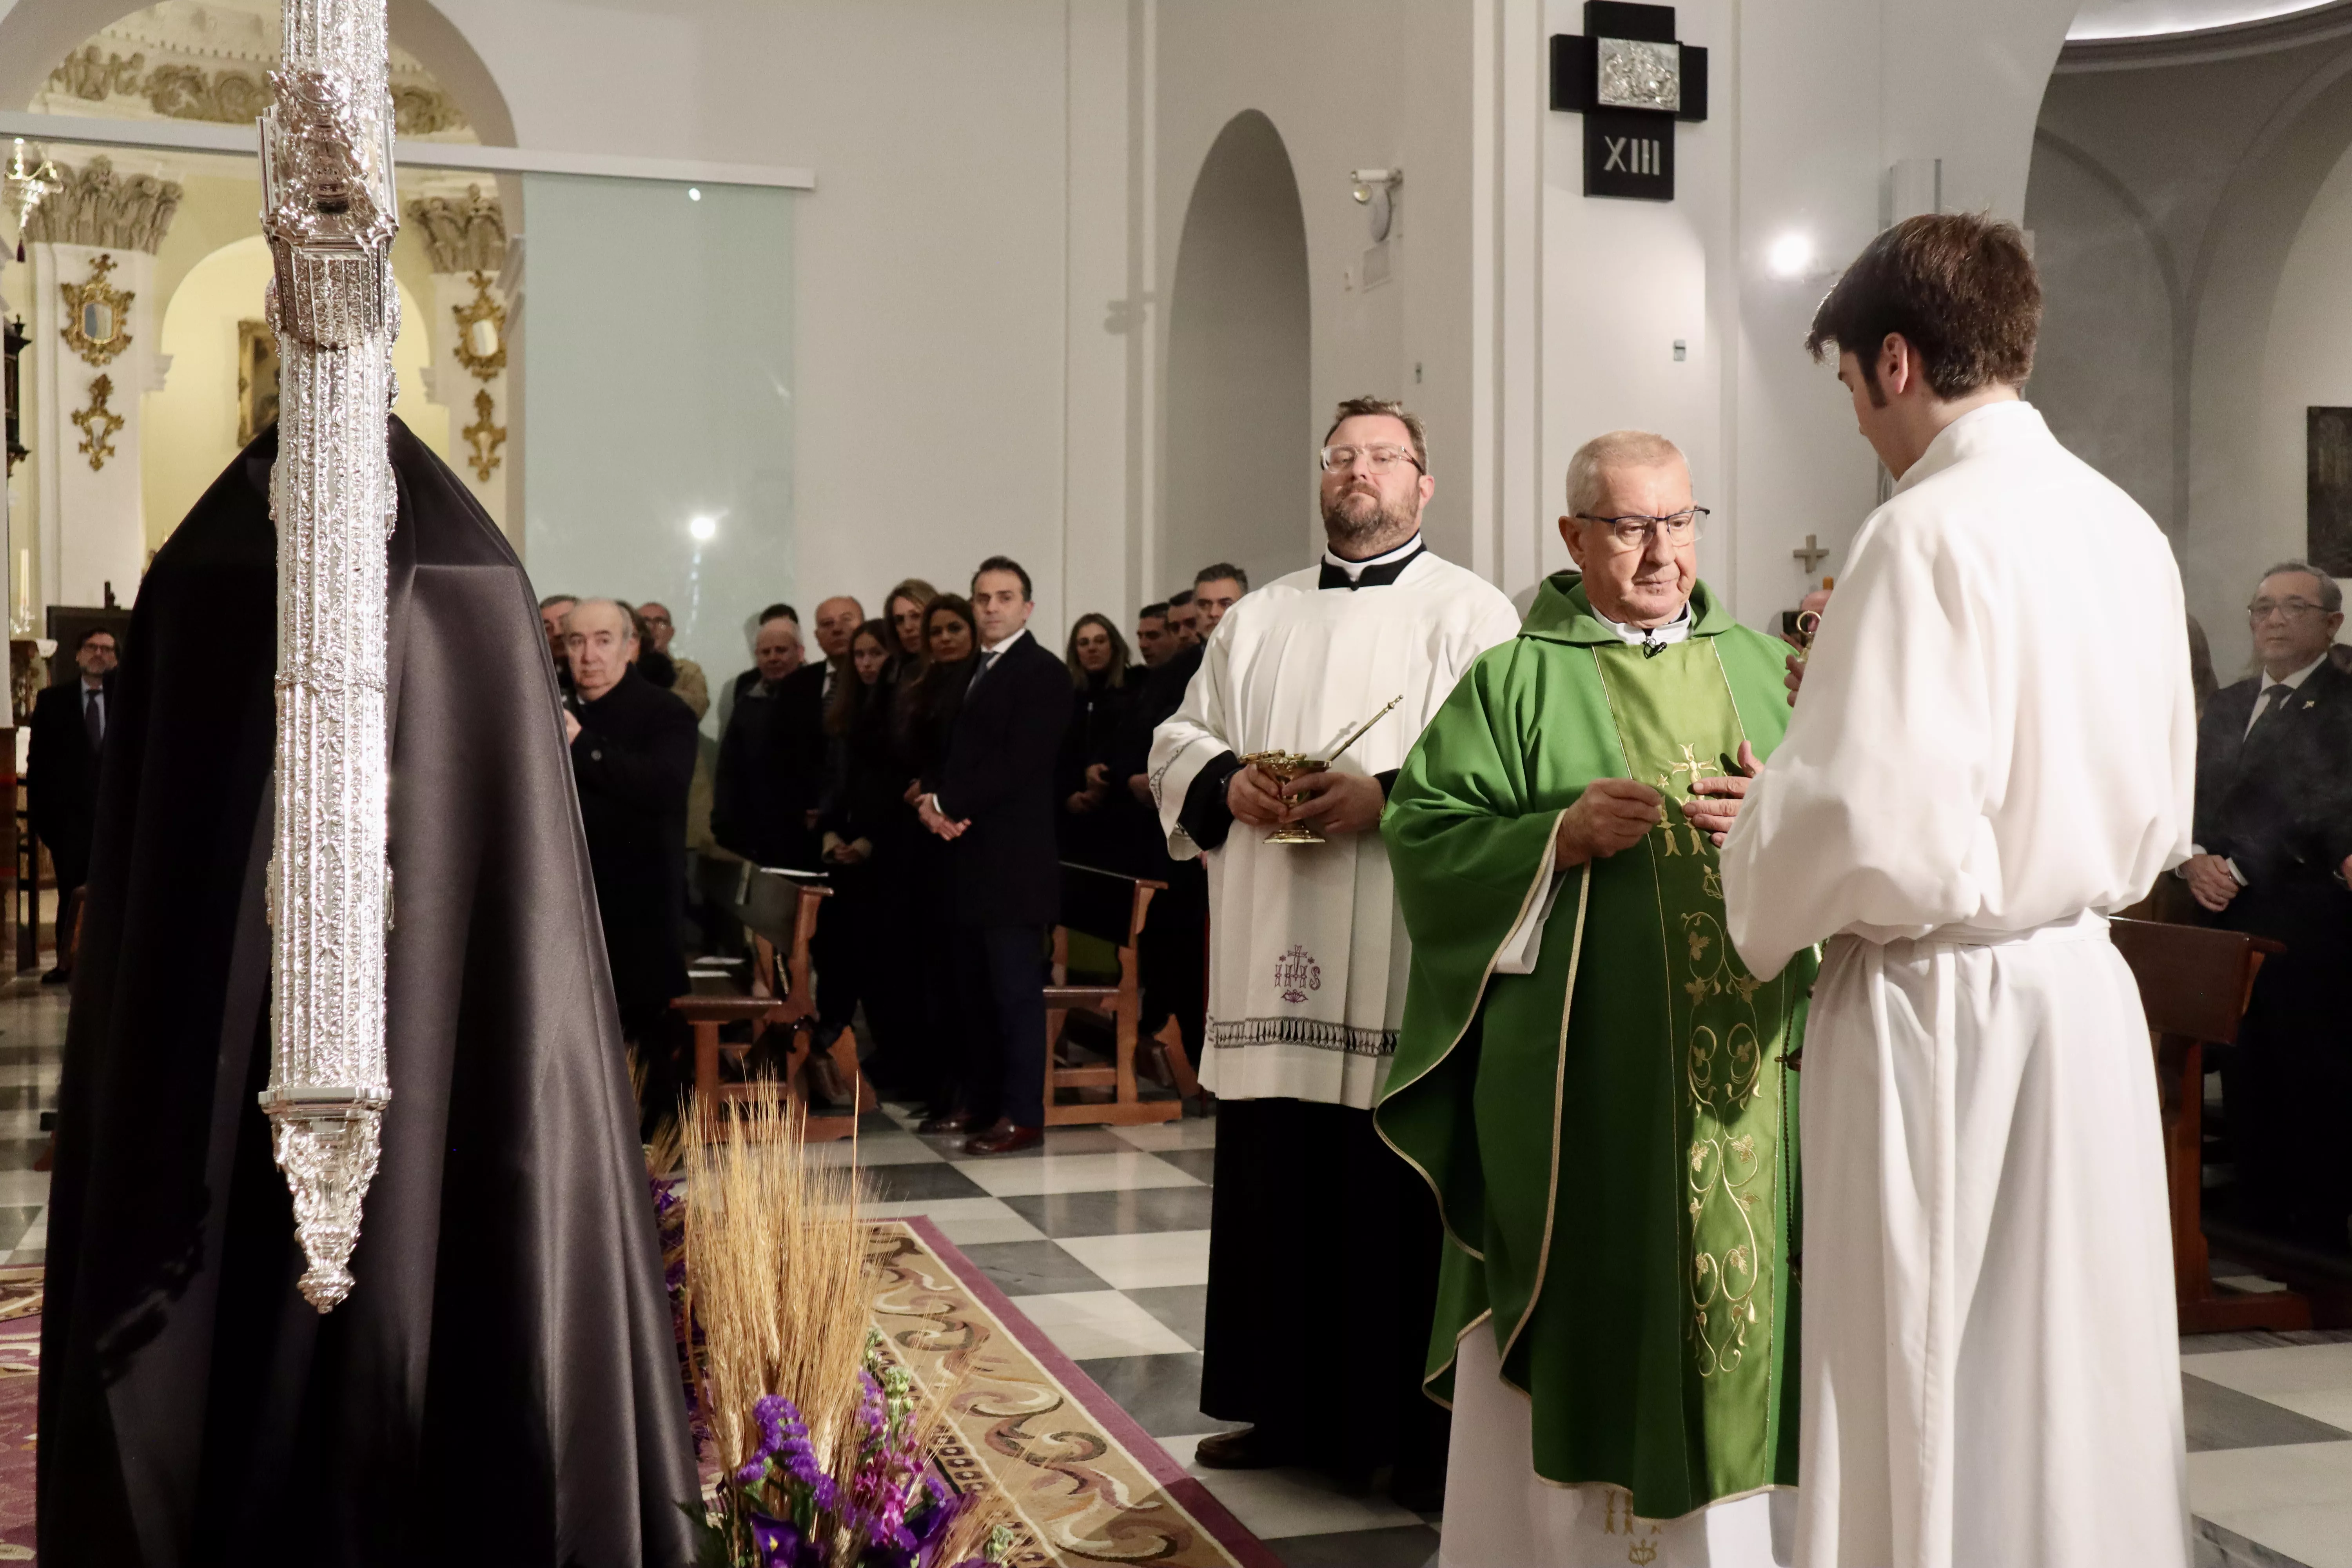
[
  {"xmin": 2248, "ymin": 598, "xmax": 2332, "ymax": 621},
  {"xmin": 1320, "ymin": 443, "xmax": 1425, "ymax": 474},
  {"xmin": 1575, "ymin": 508, "xmax": 1710, "ymax": 550}
]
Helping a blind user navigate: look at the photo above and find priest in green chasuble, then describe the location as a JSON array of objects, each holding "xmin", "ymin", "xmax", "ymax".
[{"xmin": 1378, "ymin": 431, "xmax": 1809, "ymax": 1568}]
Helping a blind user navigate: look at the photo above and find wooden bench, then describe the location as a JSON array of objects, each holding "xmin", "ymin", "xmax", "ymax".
[
  {"xmin": 672, "ymin": 865, "xmax": 873, "ymax": 1142},
  {"xmin": 2110, "ymin": 916, "xmax": 2307, "ymax": 1332},
  {"xmin": 1041, "ymin": 861, "xmax": 1195, "ymax": 1127}
]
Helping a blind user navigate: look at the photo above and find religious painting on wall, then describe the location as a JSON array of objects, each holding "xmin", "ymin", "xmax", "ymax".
[
  {"xmin": 2305, "ymin": 407, "xmax": 2352, "ymax": 576},
  {"xmin": 238, "ymin": 318, "xmax": 280, "ymax": 446}
]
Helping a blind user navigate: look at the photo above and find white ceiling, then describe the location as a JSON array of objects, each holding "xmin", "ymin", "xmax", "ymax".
[{"xmin": 2068, "ymin": 0, "xmax": 2341, "ymax": 39}]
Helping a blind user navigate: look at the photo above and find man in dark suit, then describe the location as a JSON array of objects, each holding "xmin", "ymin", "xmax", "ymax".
[
  {"xmin": 28, "ymin": 627, "xmax": 118, "ymax": 984},
  {"xmin": 714, "ymin": 610, "xmax": 825, "ymax": 871},
  {"xmin": 2186, "ymin": 560, "xmax": 2352, "ymax": 1242},
  {"xmin": 919, "ymin": 556, "xmax": 1071, "ymax": 1156},
  {"xmin": 1113, "ymin": 564, "xmax": 1249, "ymax": 1069},
  {"xmin": 564, "ymin": 597, "xmax": 700, "ymax": 1132}
]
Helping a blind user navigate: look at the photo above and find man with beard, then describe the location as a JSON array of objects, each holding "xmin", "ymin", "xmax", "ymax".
[{"xmin": 1148, "ymin": 396, "xmax": 1520, "ymax": 1506}]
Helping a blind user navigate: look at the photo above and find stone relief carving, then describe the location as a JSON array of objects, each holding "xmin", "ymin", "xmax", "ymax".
[
  {"xmin": 22, "ymin": 157, "xmax": 183, "ymax": 254},
  {"xmin": 49, "ymin": 47, "xmax": 468, "ymax": 136},
  {"xmin": 403, "ymin": 187, "xmax": 507, "ymax": 276}
]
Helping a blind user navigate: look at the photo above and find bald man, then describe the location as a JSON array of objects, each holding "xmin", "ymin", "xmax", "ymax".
[{"xmin": 564, "ymin": 598, "xmax": 700, "ymax": 1131}]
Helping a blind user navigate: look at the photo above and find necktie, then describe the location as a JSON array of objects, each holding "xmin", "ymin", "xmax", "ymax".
[
  {"xmin": 83, "ymin": 688, "xmax": 103, "ymax": 751},
  {"xmin": 969, "ymin": 648, "xmax": 1002, "ymax": 690},
  {"xmin": 2246, "ymin": 683, "xmax": 2293, "ymax": 739}
]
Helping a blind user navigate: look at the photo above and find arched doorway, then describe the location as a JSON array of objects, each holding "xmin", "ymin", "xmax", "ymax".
[{"xmin": 1163, "ymin": 109, "xmax": 1310, "ymax": 595}]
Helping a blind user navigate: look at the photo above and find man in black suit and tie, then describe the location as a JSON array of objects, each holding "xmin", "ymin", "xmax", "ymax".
[
  {"xmin": 29, "ymin": 627, "xmax": 119, "ymax": 984},
  {"xmin": 919, "ymin": 557, "xmax": 1071, "ymax": 1156},
  {"xmin": 2185, "ymin": 560, "xmax": 2352, "ymax": 1241}
]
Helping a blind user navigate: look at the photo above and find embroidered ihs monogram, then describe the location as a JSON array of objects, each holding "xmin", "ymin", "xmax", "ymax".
[
  {"xmin": 1601, "ymin": 1488, "xmax": 1663, "ymax": 1563},
  {"xmin": 1274, "ymin": 944, "xmax": 1321, "ymax": 1004}
]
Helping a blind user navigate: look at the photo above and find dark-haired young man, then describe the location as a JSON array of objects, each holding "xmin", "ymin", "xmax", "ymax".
[
  {"xmin": 918, "ymin": 555, "xmax": 1070, "ymax": 1156},
  {"xmin": 1134, "ymin": 603, "xmax": 1173, "ymax": 667},
  {"xmin": 1715, "ymin": 214, "xmax": 2196, "ymax": 1568},
  {"xmin": 1165, "ymin": 588, "xmax": 1200, "ymax": 650}
]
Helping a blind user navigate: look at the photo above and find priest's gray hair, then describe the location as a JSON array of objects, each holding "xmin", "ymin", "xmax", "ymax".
[
  {"xmin": 2258, "ymin": 560, "xmax": 2343, "ymax": 614},
  {"xmin": 1566, "ymin": 430, "xmax": 1688, "ymax": 517}
]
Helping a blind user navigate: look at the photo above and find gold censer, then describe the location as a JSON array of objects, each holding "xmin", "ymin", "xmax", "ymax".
[{"xmin": 1238, "ymin": 695, "xmax": 1405, "ymax": 847}]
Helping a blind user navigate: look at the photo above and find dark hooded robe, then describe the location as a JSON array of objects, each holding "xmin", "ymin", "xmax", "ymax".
[{"xmin": 37, "ymin": 420, "xmax": 700, "ymax": 1566}]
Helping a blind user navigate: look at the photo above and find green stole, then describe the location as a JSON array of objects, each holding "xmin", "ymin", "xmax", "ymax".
[{"xmin": 1377, "ymin": 575, "xmax": 1811, "ymax": 1519}]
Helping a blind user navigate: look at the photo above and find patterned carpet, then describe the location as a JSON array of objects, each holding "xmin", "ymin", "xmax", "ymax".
[
  {"xmin": 871, "ymin": 1218, "xmax": 1273, "ymax": 1567},
  {"xmin": 0, "ymin": 1269, "xmax": 42, "ymax": 1562}
]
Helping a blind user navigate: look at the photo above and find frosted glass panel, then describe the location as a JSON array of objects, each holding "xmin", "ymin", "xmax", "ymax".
[{"xmin": 517, "ymin": 173, "xmax": 793, "ymax": 704}]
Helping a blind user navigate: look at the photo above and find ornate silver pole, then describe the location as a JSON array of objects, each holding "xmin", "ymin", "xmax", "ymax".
[{"xmin": 257, "ymin": 0, "xmax": 397, "ymax": 1313}]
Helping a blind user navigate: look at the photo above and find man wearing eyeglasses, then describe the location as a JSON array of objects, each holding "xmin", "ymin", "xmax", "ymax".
[
  {"xmin": 1150, "ymin": 396, "xmax": 1519, "ymax": 1506},
  {"xmin": 1380, "ymin": 429, "xmax": 1808, "ymax": 1561},
  {"xmin": 2189, "ymin": 561, "xmax": 2352, "ymax": 1244}
]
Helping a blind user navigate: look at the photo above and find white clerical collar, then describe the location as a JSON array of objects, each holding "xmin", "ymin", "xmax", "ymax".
[
  {"xmin": 2266, "ymin": 652, "xmax": 2327, "ymax": 691},
  {"xmin": 1594, "ymin": 602, "xmax": 1692, "ymax": 647},
  {"xmin": 1321, "ymin": 532, "xmax": 1424, "ymax": 582},
  {"xmin": 978, "ymin": 626, "xmax": 1031, "ymax": 659}
]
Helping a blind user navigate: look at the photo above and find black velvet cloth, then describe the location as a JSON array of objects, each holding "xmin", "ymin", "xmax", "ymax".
[{"xmin": 37, "ymin": 420, "xmax": 700, "ymax": 1566}]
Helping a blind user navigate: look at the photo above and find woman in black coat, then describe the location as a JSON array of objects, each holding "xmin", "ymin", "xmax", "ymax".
[
  {"xmin": 814, "ymin": 619, "xmax": 915, "ymax": 1089},
  {"xmin": 1055, "ymin": 613, "xmax": 1157, "ymax": 876},
  {"xmin": 888, "ymin": 596, "xmax": 977, "ymax": 1121}
]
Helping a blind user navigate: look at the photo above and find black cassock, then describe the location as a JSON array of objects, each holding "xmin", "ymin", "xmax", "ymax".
[{"xmin": 38, "ymin": 420, "xmax": 699, "ymax": 1566}]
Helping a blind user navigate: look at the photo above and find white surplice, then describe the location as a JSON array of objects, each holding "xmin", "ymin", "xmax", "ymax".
[
  {"xmin": 1149, "ymin": 548, "xmax": 1520, "ymax": 1109},
  {"xmin": 1717, "ymin": 401, "xmax": 2196, "ymax": 1568}
]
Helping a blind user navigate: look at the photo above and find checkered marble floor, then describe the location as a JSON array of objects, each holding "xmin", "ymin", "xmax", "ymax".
[{"xmin": 0, "ymin": 980, "xmax": 64, "ymax": 1270}]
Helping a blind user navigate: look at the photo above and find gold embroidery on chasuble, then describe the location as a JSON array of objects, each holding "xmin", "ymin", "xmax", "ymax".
[{"xmin": 1590, "ymin": 641, "xmax": 1791, "ymax": 1486}]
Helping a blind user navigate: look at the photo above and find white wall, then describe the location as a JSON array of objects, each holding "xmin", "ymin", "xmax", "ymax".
[
  {"xmin": 0, "ymin": 0, "xmax": 2090, "ymax": 657},
  {"xmin": 2259, "ymin": 133, "xmax": 2352, "ymax": 669}
]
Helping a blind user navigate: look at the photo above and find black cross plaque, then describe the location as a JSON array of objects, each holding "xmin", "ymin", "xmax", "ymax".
[{"xmin": 1551, "ymin": 2, "xmax": 1709, "ymax": 202}]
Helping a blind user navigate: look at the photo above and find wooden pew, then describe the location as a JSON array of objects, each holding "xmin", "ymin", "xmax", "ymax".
[
  {"xmin": 672, "ymin": 866, "xmax": 872, "ymax": 1142},
  {"xmin": 2109, "ymin": 916, "xmax": 2307, "ymax": 1332},
  {"xmin": 1042, "ymin": 861, "xmax": 1191, "ymax": 1127}
]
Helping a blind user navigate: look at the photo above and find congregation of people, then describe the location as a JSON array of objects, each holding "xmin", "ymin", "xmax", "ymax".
[
  {"xmin": 231, "ymin": 210, "xmax": 2347, "ymax": 1567},
  {"xmin": 535, "ymin": 547, "xmax": 1247, "ymax": 1158}
]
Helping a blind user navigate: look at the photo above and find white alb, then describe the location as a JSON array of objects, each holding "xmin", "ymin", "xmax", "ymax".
[{"xmin": 1719, "ymin": 400, "xmax": 2196, "ymax": 1568}]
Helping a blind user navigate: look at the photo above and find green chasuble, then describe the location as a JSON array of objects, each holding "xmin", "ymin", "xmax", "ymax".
[{"xmin": 1374, "ymin": 572, "xmax": 1815, "ymax": 1520}]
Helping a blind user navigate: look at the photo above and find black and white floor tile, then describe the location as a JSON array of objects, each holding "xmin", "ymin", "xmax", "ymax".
[{"xmin": 0, "ymin": 982, "xmax": 63, "ymax": 1269}]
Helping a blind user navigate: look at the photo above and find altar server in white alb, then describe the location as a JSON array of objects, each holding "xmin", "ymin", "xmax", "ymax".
[
  {"xmin": 1149, "ymin": 396, "xmax": 1519, "ymax": 1505},
  {"xmin": 1709, "ymin": 214, "xmax": 2196, "ymax": 1568}
]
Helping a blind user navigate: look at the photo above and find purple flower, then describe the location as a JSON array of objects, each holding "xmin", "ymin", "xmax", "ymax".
[{"xmin": 747, "ymin": 1511, "xmax": 802, "ymax": 1566}]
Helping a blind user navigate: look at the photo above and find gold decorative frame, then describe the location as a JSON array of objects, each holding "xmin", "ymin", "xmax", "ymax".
[
  {"xmin": 238, "ymin": 318, "xmax": 281, "ymax": 445},
  {"xmin": 450, "ymin": 270, "xmax": 505, "ymax": 380},
  {"xmin": 462, "ymin": 387, "xmax": 505, "ymax": 480},
  {"xmin": 71, "ymin": 374, "xmax": 123, "ymax": 470},
  {"xmin": 60, "ymin": 252, "xmax": 133, "ymax": 367}
]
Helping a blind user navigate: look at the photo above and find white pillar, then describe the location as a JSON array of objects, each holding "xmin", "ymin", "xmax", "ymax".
[{"xmin": 22, "ymin": 156, "xmax": 180, "ymax": 612}]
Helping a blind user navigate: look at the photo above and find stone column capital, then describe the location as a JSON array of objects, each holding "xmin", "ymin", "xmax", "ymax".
[{"xmin": 22, "ymin": 156, "xmax": 183, "ymax": 254}]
